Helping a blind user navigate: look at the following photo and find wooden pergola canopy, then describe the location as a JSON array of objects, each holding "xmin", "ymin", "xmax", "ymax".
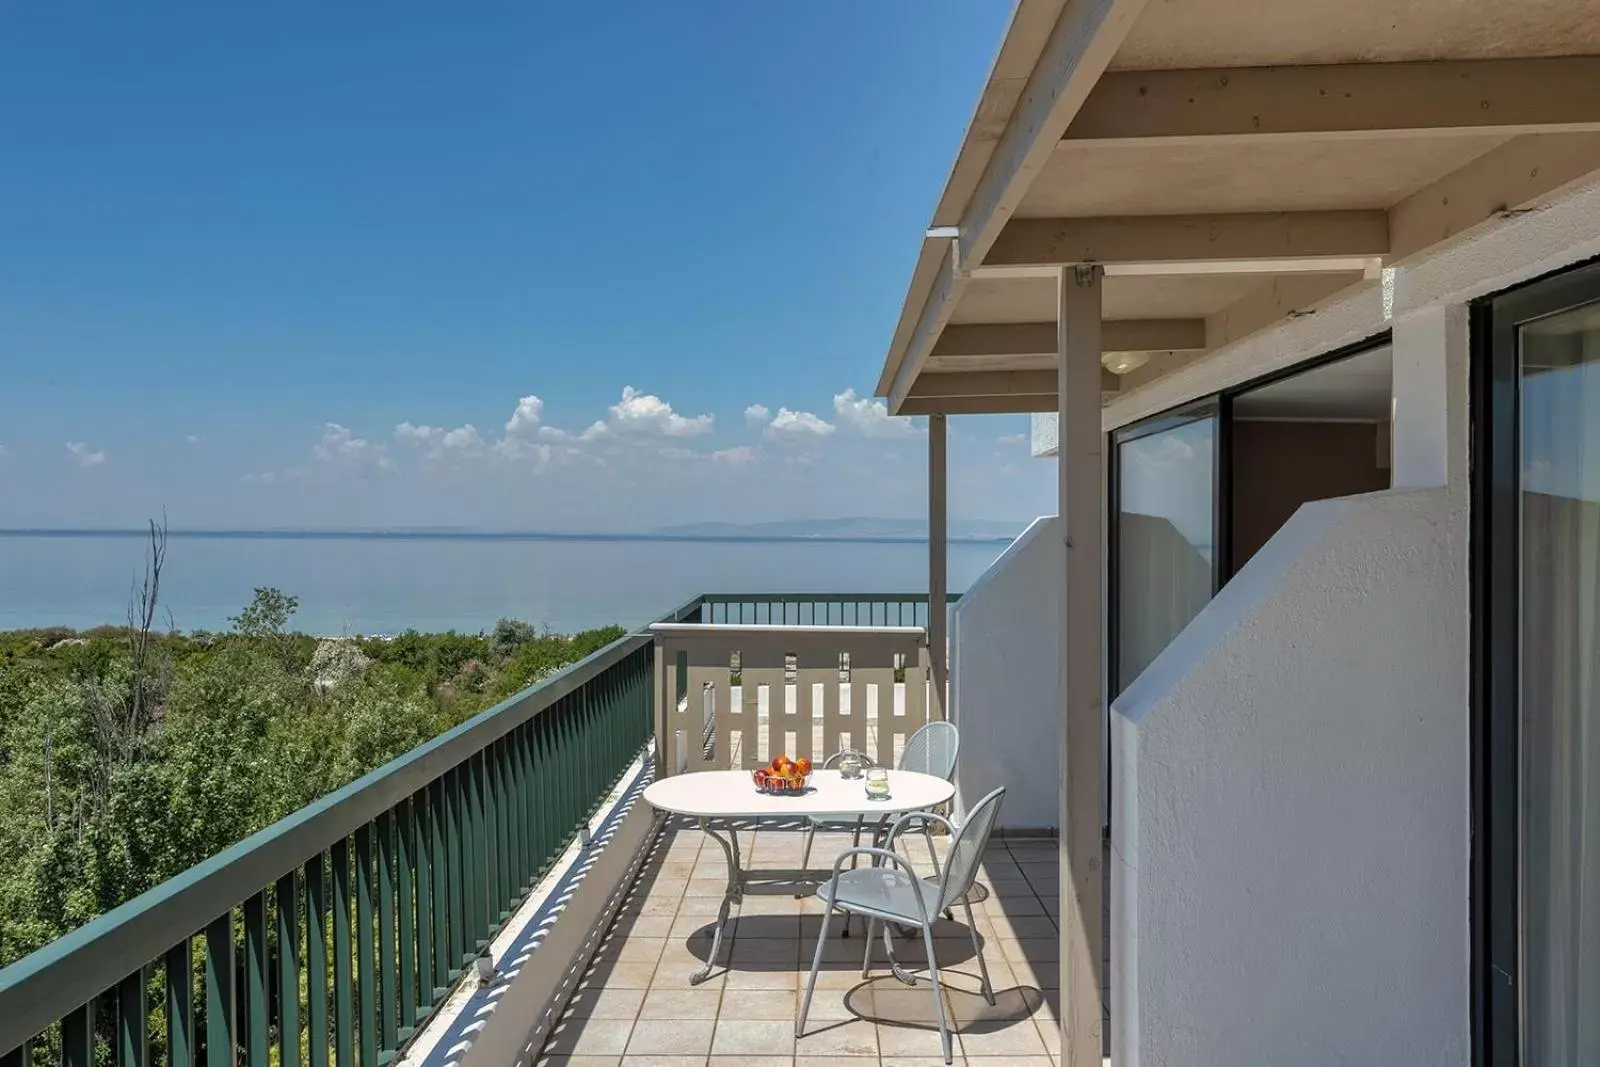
[{"xmin": 875, "ymin": 0, "xmax": 1600, "ymax": 415}]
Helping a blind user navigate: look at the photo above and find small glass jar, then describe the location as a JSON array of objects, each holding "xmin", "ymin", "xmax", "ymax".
[
  {"xmin": 864, "ymin": 767, "xmax": 890, "ymax": 801},
  {"xmin": 837, "ymin": 751, "xmax": 865, "ymax": 780}
]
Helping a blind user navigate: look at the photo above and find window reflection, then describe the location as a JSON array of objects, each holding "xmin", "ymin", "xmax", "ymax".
[
  {"xmin": 1519, "ymin": 304, "xmax": 1600, "ymax": 1064},
  {"xmin": 1115, "ymin": 414, "xmax": 1216, "ymax": 694}
]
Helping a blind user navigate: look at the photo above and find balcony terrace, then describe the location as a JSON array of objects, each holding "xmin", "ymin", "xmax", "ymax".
[
  {"xmin": 1, "ymin": 593, "xmax": 1082, "ymax": 1067},
  {"xmin": 537, "ymin": 820, "xmax": 1066, "ymax": 1066}
]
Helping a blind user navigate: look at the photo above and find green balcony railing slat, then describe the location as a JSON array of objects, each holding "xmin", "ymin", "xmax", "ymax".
[
  {"xmin": 245, "ymin": 890, "xmax": 269, "ymax": 1067},
  {"xmin": 354, "ymin": 826, "xmax": 376, "ymax": 1067},
  {"xmin": 427, "ymin": 780, "xmax": 449, "ymax": 992},
  {"xmin": 165, "ymin": 940, "xmax": 193, "ymax": 1067},
  {"xmin": 487, "ymin": 742, "xmax": 504, "ymax": 924},
  {"xmin": 396, "ymin": 798, "xmax": 417, "ymax": 1031},
  {"xmin": 60, "ymin": 1003, "xmax": 91, "ymax": 1067},
  {"xmin": 375, "ymin": 813, "xmax": 397, "ymax": 1054},
  {"xmin": 476, "ymin": 750, "xmax": 491, "ymax": 945},
  {"xmin": 463, "ymin": 759, "xmax": 481, "ymax": 955},
  {"xmin": 117, "ymin": 968, "xmax": 146, "ymax": 1067},
  {"xmin": 445, "ymin": 767, "xmax": 465, "ymax": 973},
  {"xmin": 331, "ymin": 839, "xmax": 353, "ymax": 1067},
  {"xmin": 515, "ymin": 725, "xmax": 532, "ymax": 892},
  {"xmin": 277, "ymin": 871, "xmax": 302, "ymax": 1067},
  {"xmin": 306, "ymin": 854, "xmax": 328, "ymax": 1067},
  {"xmin": 205, "ymin": 912, "xmax": 234, "ymax": 1067},
  {"xmin": 533, "ymin": 712, "xmax": 552, "ymax": 876}
]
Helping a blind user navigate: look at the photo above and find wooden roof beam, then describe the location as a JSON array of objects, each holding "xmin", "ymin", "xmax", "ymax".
[
  {"xmin": 899, "ymin": 393, "xmax": 1111, "ymax": 416},
  {"xmin": 933, "ymin": 318, "xmax": 1205, "ymax": 358},
  {"xmin": 1066, "ymin": 58, "xmax": 1600, "ymax": 147},
  {"xmin": 884, "ymin": 0, "xmax": 1151, "ymax": 414},
  {"xmin": 987, "ymin": 210, "xmax": 1389, "ymax": 269},
  {"xmin": 910, "ymin": 369, "xmax": 1122, "ymax": 399}
]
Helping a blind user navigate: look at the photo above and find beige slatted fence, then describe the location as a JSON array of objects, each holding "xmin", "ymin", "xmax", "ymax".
[{"xmin": 651, "ymin": 624, "xmax": 936, "ymax": 776}]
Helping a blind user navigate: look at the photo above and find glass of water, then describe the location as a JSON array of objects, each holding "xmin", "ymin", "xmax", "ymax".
[{"xmin": 864, "ymin": 767, "xmax": 890, "ymax": 801}]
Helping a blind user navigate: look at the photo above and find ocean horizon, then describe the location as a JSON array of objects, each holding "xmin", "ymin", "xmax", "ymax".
[{"xmin": 0, "ymin": 527, "xmax": 1022, "ymax": 636}]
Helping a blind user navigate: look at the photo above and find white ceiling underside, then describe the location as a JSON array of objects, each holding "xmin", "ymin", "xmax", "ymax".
[{"xmin": 874, "ymin": 0, "xmax": 1600, "ymax": 416}]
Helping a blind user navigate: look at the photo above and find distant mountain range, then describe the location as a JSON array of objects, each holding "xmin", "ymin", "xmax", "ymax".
[
  {"xmin": 1, "ymin": 519, "xmax": 1029, "ymax": 544},
  {"xmin": 652, "ymin": 517, "xmax": 1026, "ymax": 541}
]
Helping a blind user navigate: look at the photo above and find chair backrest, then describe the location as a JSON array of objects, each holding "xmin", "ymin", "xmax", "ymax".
[
  {"xmin": 898, "ymin": 720, "xmax": 959, "ymax": 781},
  {"xmin": 936, "ymin": 786, "xmax": 1006, "ymax": 913}
]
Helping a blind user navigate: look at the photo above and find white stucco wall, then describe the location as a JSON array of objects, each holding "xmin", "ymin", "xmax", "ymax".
[
  {"xmin": 949, "ymin": 516, "xmax": 1060, "ymax": 830},
  {"xmin": 1110, "ymin": 487, "xmax": 1468, "ymax": 1067}
]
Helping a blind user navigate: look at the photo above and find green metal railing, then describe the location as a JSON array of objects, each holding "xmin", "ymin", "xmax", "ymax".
[
  {"xmin": 692, "ymin": 592, "xmax": 958, "ymax": 629},
  {"xmin": 0, "ymin": 632, "xmax": 658, "ymax": 1067},
  {"xmin": 0, "ymin": 591, "xmax": 944, "ymax": 1067}
]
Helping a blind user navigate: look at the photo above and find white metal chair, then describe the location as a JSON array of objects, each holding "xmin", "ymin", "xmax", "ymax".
[
  {"xmin": 798, "ymin": 786, "xmax": 1006, "ymax": 1066},
  {"xmin": 799, "ymin": 720, "xmax": 960, "ymax": 876}
]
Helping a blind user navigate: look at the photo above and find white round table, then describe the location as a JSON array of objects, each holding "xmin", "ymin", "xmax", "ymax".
[{"xmin": 643, "ymin": 769, "xmax": 955, "ymax": 984}]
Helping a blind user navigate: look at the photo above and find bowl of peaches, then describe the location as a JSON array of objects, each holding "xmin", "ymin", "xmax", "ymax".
[{"xmin": 752, "ymin": 755, "xmax": 812, "ymax": 796}]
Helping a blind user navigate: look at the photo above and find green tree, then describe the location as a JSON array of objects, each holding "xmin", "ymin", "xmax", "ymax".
[
  {"xmin": 489, "ymin": 618, "xmax": 537, "ymax": 660},
  {"xmin": 229, "ymin": 587, "xmax": 302, "ymax": 671}
]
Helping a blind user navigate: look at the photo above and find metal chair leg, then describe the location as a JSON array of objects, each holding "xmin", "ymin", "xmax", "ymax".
[
  {"xmin": 801, "ymin": 821, "xmax": 815, "ymax": 871},
  {"xmin": 963, "ymin": 898, "xmax": 995, "ymax": 1006},
  {"xmin": 922, "ymin": 822, "xmax": 942, "ymax": 878},
  {"xmin": 921, "ymin": 924, "xmax": 953, "ymax": 1065},
  {"xmin": 861, "ymin": 916, "xmax": 877, "ymax": 977},
  {"xmin": 798, "ymin": 905, "xmax": 832, "ymax": 1038},
  {"xmin": 885, "ymin": 919, "xmax": 917, "ymax": 985}
]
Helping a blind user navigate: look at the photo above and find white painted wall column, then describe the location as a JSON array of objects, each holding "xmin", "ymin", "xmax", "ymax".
[
  {"xmin": 1391, "ymin": 300, "xmax": 1468, "ymax": 491},
  {"xmin": 1058, "ymin": 265, "xmax": 1105, "ymax": 1065},
  {"xmin": 929, "ymin": 413, "xmax": 948, "ymax": 711}
]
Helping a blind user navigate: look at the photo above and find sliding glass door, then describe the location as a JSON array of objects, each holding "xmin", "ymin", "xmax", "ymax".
[
  {"xmin": 1111, "ymin": 405, "xmax": 1220, "ymax": 696},
  {"xmin": 1478, "ymin": 261, "xmax": 1600, "ymax": 1064}
]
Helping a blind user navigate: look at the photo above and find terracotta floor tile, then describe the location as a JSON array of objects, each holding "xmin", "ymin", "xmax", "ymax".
[
  {"xmin": 710, "ymin": 1018, "xmax": 796, "ymax": 1056},
  {"xmin": 637, "ymin": 987, "xmax": 722, "ymax": 1019},
  {"xmin": 622, "ymin": 1019, "xmax": 715, "ymax": 1056},
  {"xmin": 793, "ymin": 1016, "xmax": 879, "ymax": 1057},
  {"xmin": 720, "ymin": 988, "xmax": 798, "ymax": 1019}
]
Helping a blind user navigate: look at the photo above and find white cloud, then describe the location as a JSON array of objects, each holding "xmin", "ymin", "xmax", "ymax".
[
  {"xmin": 744, "ymin": 403, "xmax": 771, "ymax": 426},
  {"xmin": 764, "ymin": 408, "xmax": 835, "ymax": 439},
  {"xmin": 997, "ymin": 433, "xmax": 1027, "ymax": 445},
  {"xmin": 833, "ymin": 388, "xmax": 920, "ymax": 437},
  {"xmin": 394, "ymin": 422, "xmax": 442, "ymax": 444},
  {"xmin": 712, "ymin": 446, "xmax": 756, "ymax": 464},
  {"xmin": 66, "ymin": 441, "xmax": 106, "ymax": 467},
  {"xmin": 504, "ymin": 395, "xmax": 544, "ymax": 437},
  {"xmin": 241, "ymin": 471, "xmax": 280, "ymax": 486},
  {"xmin": 604, "ymin": 386, "xmax": 713, "ymax": 437},
  {"xmin": 185, "ymin": 434, "xmax": 203, "ymax": 445},
  {"xmin": 312, "ymin": 424, "xmax": 392, "ymax": 469},
  {"xmin": 439, "ymin": 424, "xmax": 485, "ymax": 456}
]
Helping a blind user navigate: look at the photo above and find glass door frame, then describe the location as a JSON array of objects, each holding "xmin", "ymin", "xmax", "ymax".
[
  {"xmin": 1471, "ymin": 255, "xmax": 1600, "ymax": 1066},
  {"xmin": 1105, "ymin": 332, "xmax": 1393, "ymax": 699},
  {"xmin": 1107, "ymin": 397, "xmax": 1228, "ymax": 699}
]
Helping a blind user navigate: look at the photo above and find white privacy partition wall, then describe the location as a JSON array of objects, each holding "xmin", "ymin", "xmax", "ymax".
[
  {"xmin": 949, "ymin": 516, "xmax": 1061, "ymax": 831},
  {"xmin": 1110, "ymin": 488, "xmax": 1468, "ymax": 1067}
]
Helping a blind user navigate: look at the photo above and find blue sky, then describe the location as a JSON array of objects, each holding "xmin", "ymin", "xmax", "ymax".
[{"xmin": 0, "ymin": 3, "xmax": 1053, "ymax": 531}]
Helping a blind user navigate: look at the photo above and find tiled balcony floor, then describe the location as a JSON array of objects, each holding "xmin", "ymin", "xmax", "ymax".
[{"xmin": 537, "ymin": 818, "xmax": 1075, "ymax": 1067}]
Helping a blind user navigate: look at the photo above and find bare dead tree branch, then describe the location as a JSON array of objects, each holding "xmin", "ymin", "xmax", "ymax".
[{"xmin": 111, "ymin": 513, "xmax": 170, "ymax": 767}]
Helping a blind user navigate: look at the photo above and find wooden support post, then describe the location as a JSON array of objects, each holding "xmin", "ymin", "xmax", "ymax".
[
  {"xmin": 928, "ymin": 414, "xmax": 948, "ymax": 715},
  {"xmin": 1058, "ymin": 265, "xmax": 1105, "ymax": 1065}
]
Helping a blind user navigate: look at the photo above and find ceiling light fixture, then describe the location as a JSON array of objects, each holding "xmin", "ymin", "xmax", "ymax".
[{"xmin": 1101, "ymin": 351, "xmax": 1151, "ymax": 376}]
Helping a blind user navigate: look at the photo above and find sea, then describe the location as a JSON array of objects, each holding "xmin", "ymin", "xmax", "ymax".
[{"xmin": 0, "ymin": 531, "xmax": 1015, "ymax": 636}]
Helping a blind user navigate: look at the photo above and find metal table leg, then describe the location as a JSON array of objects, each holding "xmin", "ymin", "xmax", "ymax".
[{"xmin": 690, "ymin": 817, "xmax": 741, "ymax": 985}]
